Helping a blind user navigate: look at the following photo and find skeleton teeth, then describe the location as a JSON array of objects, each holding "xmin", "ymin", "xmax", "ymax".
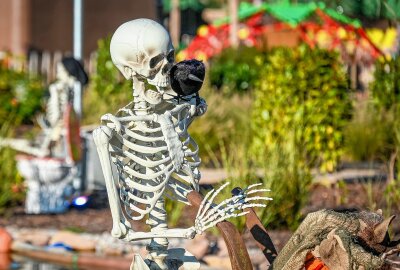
[{"xmin": 148, "ymin": 77, "xmax": 170, "ymax": 88}]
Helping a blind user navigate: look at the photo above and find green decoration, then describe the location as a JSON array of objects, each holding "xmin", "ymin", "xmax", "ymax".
[
  {"xmin": 265, "ymin": 2, "xmax": 317, "ymax": 26},
  {"xmin": 162, "ymin": 0, "xmax": 204, "ymax": 13},
  {"xmin": 324, "ymin": 7, "xmax": 361, "ymax": 28},
  {"xmin": 213, "ymin": 1, "xmax": 362, "ymax": 28}
]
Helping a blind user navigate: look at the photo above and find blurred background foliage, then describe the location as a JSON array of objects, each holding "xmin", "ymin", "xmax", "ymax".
[
  {"xmin": 0, "ymin": 117, "xmax": 25, "ymax": 214},
  {"xmin": 0, "ymin": 59, "xmax": 44, "ymax": 213},
  {"xmin": 2, "ymin": 32, "xmax": 400, "ymax": 229},
  {"xmin": 0, "ymin": 62, "xmax": 44, "ymax": 125},
  {"xmin": 250, "ymin": 46, "xmax": 351, "ymax": 228},
  {"xmin": 251, "ymin": 46, "xmax": 351, "ymax": 173},
  {"xmin": 209, "ymin": 46, "xmax": 266, "ymax": 94},
  {"xmin": 83, "ymin": 36, "xmax": 132, "ymax": 126},
  {"xmin": 271, "ymin": 0, "xmax": 400, "ymax": 20},
  {"xmin": 369, "ymin": 56, "xmax": 400, "ymax": 214}
]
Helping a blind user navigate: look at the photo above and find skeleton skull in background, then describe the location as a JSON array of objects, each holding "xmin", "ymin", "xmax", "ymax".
[{"xmin": 110, "ymin": 19, "xmax": 174, "ymax": 105}]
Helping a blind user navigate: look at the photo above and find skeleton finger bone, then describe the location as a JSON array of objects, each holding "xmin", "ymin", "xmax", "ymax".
[
  {"xmin": 197, "ymin": 202, "xmax": 269, "ymax": 233},
  {"xmin": 196, "ymin": 182, "xmax": 230, "ymax": 221},
  {"xmin": 201, "ymin": 193, "xmax": 271, "ymax": 223},
  {"xmin": 194, "ymin": 183, "xmax": 271, "ymax": 235}
]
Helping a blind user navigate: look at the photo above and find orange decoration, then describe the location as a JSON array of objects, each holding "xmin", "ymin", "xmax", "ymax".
[
  {"xmin": 0, "ymin": 228, "xmax": 12, "ymax": 253},
  {"xmin": 305, "ymin": 253, "xmax": 329, "ymax": 270},
  {"xmin": 0, "ymin": 253, "xmax": 11, "ymax": 270}
]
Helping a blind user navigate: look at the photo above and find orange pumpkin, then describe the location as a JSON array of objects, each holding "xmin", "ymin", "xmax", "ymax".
[
  {"xmin": 305, "ymin": 252, "xmax": 329, "ymax": 270},
  {"xmin": 0, "ymin": 253, "xmax": 11, "ymax": 269},
  {"xmin": 0, "ymin": 228, "xmax": 12, "ymax": 253}
]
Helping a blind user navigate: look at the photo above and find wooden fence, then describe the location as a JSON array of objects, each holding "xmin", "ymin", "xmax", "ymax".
[{"xmin": 2, "ymin": 50, "xmax": 97, "ymax": 84}]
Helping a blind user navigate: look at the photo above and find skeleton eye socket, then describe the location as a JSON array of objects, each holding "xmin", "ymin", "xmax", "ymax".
[
  {"xmin": 167, "ymin": 50, "xmax": 175, "ymax": 63},
  {"xmin": 149, "ymin": 54, "xmax": 163, "ymax": 69}
]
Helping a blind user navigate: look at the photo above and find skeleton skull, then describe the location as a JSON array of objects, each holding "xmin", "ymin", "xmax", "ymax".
[{"xmin": 110, "ymin": 19, "xmax": 174, "ymax": 104}]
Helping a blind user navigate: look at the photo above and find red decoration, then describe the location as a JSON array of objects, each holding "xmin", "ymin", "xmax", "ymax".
[{"xmin": 181, "ymin": 7, "xmax": 383, "ymax": 62}]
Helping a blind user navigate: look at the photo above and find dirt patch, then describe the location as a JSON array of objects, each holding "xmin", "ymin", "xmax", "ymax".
[{"xmin": 1, "ymin": 181, "xmax": 400, "ymax": 237}]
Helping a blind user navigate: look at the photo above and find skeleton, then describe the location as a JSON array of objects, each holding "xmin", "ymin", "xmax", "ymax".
[
  {"xmin": 93, "ymin": 19, "xmax": 271, "ymax": 270},
  {"xmin": 0, "ymin": 60, "xmax": 82, "ymax": 214},
  {"xmin": 0, "ymin": 61, "xmax": 75, "ymax": 158}
]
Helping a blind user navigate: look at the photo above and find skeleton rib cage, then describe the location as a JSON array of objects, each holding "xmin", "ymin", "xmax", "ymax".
[{"xmin": 101, "ymin": 102, "xmax": 201, "ymax": 221}]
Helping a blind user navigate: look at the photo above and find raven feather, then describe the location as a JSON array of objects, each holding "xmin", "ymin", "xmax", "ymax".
[{"xmin": 169, "ymin": 59, "xmax": 205, "ymax": 99}]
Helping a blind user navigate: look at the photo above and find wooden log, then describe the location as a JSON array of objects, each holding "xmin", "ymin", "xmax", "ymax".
[{"xmin": 12, "ymin": 242, "xmax": 132, "ymax": 270}]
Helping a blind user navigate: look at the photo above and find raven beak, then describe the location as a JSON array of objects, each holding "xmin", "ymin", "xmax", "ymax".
[{"xmin": 188, "ymin": 74, "xmax": 203, "ymax": 82}]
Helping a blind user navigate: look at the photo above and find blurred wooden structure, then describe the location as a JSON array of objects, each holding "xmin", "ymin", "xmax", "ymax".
[
  {"xmin": 262, "ymin": 29, "xmax": 301, "ymax": 49},
  {"xmin": 0, "ymin": 0, "xmax": 156, "ymax": 58},
  {"xmin": 3, "ymin": 50, "xmax": 97, "ymax": 84}
]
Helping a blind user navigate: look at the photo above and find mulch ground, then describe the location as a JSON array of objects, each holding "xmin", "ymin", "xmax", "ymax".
[{"xmin": 1, "ymin": 180, "xmax": 400, "ymax": 241}]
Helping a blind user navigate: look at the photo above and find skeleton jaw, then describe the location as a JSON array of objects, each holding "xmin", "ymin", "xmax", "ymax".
[
  {"xmin": 139, "ymin": 77, "xmax": 170, "ymax": 105},
  {"xmin": 142, "ymin": 88, "xmax": 163, "ymax": 105}
]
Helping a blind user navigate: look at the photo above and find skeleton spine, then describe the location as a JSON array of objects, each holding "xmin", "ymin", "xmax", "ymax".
[{"xmin": 133, "ymin": 89, "xmax": 170, "ymax": 266}]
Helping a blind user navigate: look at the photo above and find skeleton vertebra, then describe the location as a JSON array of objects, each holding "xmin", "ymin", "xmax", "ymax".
[{"xmin": 93, "ymin": 19, "xmax": 271, "ymax": 270}]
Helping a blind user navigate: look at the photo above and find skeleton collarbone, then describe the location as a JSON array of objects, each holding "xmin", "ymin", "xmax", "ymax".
[{"xmin": 101, "ymin": 99, "xmax": 201, "ymax": 225}]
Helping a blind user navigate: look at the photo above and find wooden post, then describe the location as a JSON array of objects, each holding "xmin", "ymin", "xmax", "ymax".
[
  {"xmin": 229, "ymin": 0, "xmax": 239, "ymax": 49},
  {"xmin": 170, "ymin": 0, "xmax": 181, "ymax": 48},
  {"xmin": 10, "ymin": 0, "xmax": 31, "ymax": 56},
  {"xmin": 187, "ymin": 191, "xmax": 253, "ymax": 270}
]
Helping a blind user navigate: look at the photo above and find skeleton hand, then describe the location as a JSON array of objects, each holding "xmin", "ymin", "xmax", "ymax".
[
  {"xmin": 188, "ymin": 97, "xmax": 207, "ymax": 117},
  {"xmin": 184, "ymin": 227, "xmax": 197, "ymax": 239},
  {"xmin": 193, "ymin": 183, "xmax": 272, "ymax": 235},
  {"xmin": 195, "ymin": 97, "xmax": 207, "ymax": 116}
]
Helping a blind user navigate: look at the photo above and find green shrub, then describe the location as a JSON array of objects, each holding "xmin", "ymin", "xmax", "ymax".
[
  {"xmin": 82, "ymin": 85, "xmax": 133, "ymax": 125},
  {"xmin": 369, "ymin": 57, "xmax": 400, "ymax": 160},
  {"xmin": 344, "ymin": 98, "xmax": 393, "ymax": 162},
  {"xmin": 0, "ymin": 63, "xmax": 44, "ymax": 125},
  {"xmin": 251, "ymin": 45, "xmax": 351, "ymax": 228},
  {"xmin": 370, "ymin": 56, "xmax": 400, "ymax": 213},
  {"xmin": 0, "ymin": 60, "xmax": 43, "ymax": 212},
  {"xmin": 208, "ymin": 46, "xmax": 266, "ymax": 95},
  {"xmin": 252, "ymin": 46, "xmax": 351, "ymax": 172},
  {"xmin": 0, "ymin": 117, "xmax": 25, "ymax": 213},
  {"xmin": 92, "ymin": 36, "xmax": 131, "ymax": 96},
  {"xmin": 370, "ymin": 58, "xmax": 400, "ymax": 110},
  {"xmin": 258, "ymin": 145, "xmax": 311, "ymax": 230},
  {"xmin": 189, "ymin": 82, "xmax": 253, "ymax": 166},
  {"xmin": 83, "ymin": 37, "xmax": 133, "ymax": 125}
]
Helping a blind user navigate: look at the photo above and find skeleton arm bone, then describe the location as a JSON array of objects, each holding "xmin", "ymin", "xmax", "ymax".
[
  {"xmin": 93, "ymin": 126, "xmax": 132, "ymax": 239},
  {"xmin": 125, "ymin": 227, "xmax": 196, "ymax": 241},
  {"xmin": 125, "ymin": 183, "xmax": 271, "ymax": 241},
  {"xmin": 101, "ymin": 113, "xmax": 156, "ymax": 127},
  {"xmin": 0, "ymin": 138, "xmax": 49, "ymax": 157}
]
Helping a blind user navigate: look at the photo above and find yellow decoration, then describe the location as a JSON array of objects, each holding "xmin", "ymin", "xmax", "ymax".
[
  {"xmin": 176, "ymin": 50, "xmax": 187, "ymax": 62},
  {"xmin": 337, "ymin": 27, "xmax": 347, "ymax": 39},
  {"xmin": 238, "ymin": 28, "xmax": 250, "ymax": 40},
  {"xmin": 316, "ymin": 30, "xmax": 331, "ymax": 47},
  {"xmin": 195, "ymin": 51, "xmax": 208, "ymax": 61},
  {"xmin": 366, "ymin": 28, "xmax": 397, "ymax": 51},
  {"xmin": 382, "ymin": 28, "xmax": 397, "ymax": 49},
  {"xmin": 197, "ymin": 25, "xmax": 209, "ymax": 37},
  {"xmin": 360, "ymin": 39, "xmax": 370, "ymax": 48}
]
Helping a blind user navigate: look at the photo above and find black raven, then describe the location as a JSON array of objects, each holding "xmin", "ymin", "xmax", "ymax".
[{"xmin": 169, "ymin": 59, "xmax": 205, "ymax": 103}]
